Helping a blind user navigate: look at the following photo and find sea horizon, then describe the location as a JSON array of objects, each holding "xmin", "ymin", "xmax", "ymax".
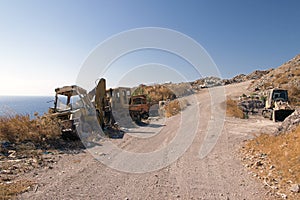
[{"xmin": 0, "ymin": 96, "xmax": 54, "ymax": 118}]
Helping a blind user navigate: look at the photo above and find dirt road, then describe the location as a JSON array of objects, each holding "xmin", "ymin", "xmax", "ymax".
[{"xmin": 20, "ymin": 81, "xmax": 278, "ymax": 199}]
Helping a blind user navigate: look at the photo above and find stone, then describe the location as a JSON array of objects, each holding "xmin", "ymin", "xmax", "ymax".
[{"xmin": 290, "ymin": 184, "xmax": 300, "ymax": 193}]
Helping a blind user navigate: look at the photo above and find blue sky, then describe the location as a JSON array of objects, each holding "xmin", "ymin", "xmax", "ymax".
[{"xmin": 0, "ymin": 0, "xmax": 299, "ymax": 95}]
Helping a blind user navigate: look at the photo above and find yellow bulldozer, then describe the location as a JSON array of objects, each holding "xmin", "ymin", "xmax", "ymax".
[{"xmin": 262, "ymin": 88, "xmax": 295, "ymax": 122}]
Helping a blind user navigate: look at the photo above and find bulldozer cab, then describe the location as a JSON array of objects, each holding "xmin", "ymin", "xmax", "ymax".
[
  {"xmin": 272, "ymin": 89, "xmax": 288, "ymax": 101},
  {"xmin": 54, "ymin": 85, "xmax": 87, "ymax": 112},
  {"xmin": 263, "ymin": 88, "xmax": 294, "ymax": 122},
  {"xmin": 265, "ymin": 89, "xmax": 288, "ymax": 109}
]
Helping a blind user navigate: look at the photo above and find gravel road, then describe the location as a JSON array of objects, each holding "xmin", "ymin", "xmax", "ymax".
[{"xmin": 20, "ymin": 81, "xmax": 278, "ymax": 200}]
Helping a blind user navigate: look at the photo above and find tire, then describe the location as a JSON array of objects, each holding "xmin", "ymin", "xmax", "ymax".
[{"xmin": 136, "ymin": 114, "xmax": 141, "ymax": 122}]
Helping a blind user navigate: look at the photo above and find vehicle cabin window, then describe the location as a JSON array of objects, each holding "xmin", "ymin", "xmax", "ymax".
[
  {"xmin": 116, "ymin": 92, "xmax": 120, "ymax": 103},
  {"xmin": 133, "ymin": 98, "xmax": 145, "ymax": 105},
  {"xmin": 56, "ymin": 95, "xmax": 68, "ymax": 110},
  {"xmin": 123, "ymin": 91, "xmax": 127, "ymax": 103},
  {"xmin": 273, "ymin": 91, "xmax": 287, "ymax": 100}
]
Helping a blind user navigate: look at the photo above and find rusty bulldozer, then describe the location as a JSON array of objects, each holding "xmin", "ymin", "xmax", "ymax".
[
  {"xmin": 49, "ymin": 78, "xmax": 120, "ymax": 139},
  {"xmin": 262, "ymin": 88, "xmax": 295, "ymax": 122}
]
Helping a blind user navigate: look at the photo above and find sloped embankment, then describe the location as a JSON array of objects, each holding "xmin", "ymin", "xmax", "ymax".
[{"xmin": 241, "ymin": 109, "xmax": 300, "ymax": 199}]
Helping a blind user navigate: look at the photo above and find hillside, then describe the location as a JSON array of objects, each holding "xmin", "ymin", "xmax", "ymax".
[{"xmin": 249, "ymin": 54, "xmax": 300, "ymax": 106}]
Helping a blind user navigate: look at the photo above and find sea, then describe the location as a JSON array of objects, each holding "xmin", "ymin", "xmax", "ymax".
[{"xmin": 0, "ymin": 96, "xmax": 55, "ymax": 119}]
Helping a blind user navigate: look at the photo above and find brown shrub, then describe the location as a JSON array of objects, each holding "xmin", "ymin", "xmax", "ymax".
[
  {"xmin": 277, "ymin": 76, "xmax": 289, "ymax": 84},
  {"xmin": 295, "ymin": 70, "xmax": 300, "ymax": 76},
  {"xmin": 288, "ymin": 86, "xmax": 300, "ymax": 107},
  {"xmin": 133, "ymin": 85, "xmax": 176, "ymax": 104},
  {"xmin": 226, "ymin": 98, "xmax": 244, "ymax": 119},
  {"xmin": 0, "ymin": 179, "xmax": 35, "ymax": 200},
  {"xmin": 262, "ymin": 82, "xmax": 273, "ymax": 90},
  {"xmin": 164, "ymin": 99, "xmax": 189, "ymax": 118},
  {"xmin": 0, "ymin": 114, "xmax": 61, "ymax": 145}
]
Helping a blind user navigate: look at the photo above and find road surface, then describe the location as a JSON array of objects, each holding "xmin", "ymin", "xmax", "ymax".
[{"xmin": 20, "ymin": 81, "xmax": 278, "ymax": 200}]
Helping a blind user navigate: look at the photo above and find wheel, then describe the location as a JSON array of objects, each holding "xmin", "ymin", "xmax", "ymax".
[
  {"xmin": 136, "ymin": 114, "xmax": 141, "ymax": 122},
  {"xmin": 262, "ymin": 110, "xmax": 267, "ymax": 118}
]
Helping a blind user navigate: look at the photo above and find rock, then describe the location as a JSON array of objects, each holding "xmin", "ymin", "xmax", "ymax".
[
  {"xmin": 8, "ymin": 150, "xmax": 16, "ymax": 158},
  {"xmin": 255, "ymin": 160, "xmax": 263, "ymax": 166},
  {"xmin": 290, "ymin": 184, "xmax": 300, "ymax": 193},
  {"xmin": 276, "ymin": 108, "xmax": 300, "ymax": 135},
  {"xmin": 277, "ymin": 192, "xmax": 287, "ymax": 199}
]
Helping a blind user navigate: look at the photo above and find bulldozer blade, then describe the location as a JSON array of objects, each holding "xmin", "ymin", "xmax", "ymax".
[{"xmin": 273, "ymin": 109, "xmax": 295, "ymax": 122}]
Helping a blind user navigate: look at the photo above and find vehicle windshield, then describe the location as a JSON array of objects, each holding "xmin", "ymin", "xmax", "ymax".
[
  {"xmin": 56, "ymin": 95, "xmax": 69, "ymax": 111},
  {"xmin": 56, "ymin": 94, "xmax": 85, "ymax": 111},
  {"xmin": 273, "ymin": 90, "xmax": 288, "ymax": 101},
  {"xmin": 132, "ymin": 98, "xmax": 146, "ymax": 105}
]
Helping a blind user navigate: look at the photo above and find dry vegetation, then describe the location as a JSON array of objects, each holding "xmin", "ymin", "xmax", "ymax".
[
  {"xmin": 0, "ymin": 114, "xmax": 61, "ymax": 145},
  {"xmin": 164, "ymin": 99, "xmax": 189, "ymax": 118},
  {"xmin": 226, "ymin": 98, "xmax": 245, "ymax": 119},
  {"xmin": 249, "ymin": 54, "xmax": 300, "ymax": 107},
  {"xmin": 289, "ymin": 86, "xmax": 300, "ymax": 107},
  {"xmin": 0, "ymin": 114, "xmax": 62, "ymax": 199},
  {"xmin": 132, "ymin": 84, "xmax": 176, "ymax": 104},
  {"xmin": 241, "ymin": 125, "xmax": 300, "ymax": 199},
  {"xmin": 0, "ymin": 179, "xmax": 35, "ymax": 199},
  {"xmin": 132, "ymin": 83, "xmax": 193, "ymax": 105}
]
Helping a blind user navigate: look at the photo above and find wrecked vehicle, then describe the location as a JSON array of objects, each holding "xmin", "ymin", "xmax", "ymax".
[
  {"xmin": 49, "ymin": 85, "xmax": 86, "ymax": 139},
  {"xmin": 129, "ymin": 95, "xmax": 150, "ymax": 123},
  {"xmin": 50, "ymin": 79, "xmax": 119, "ymax": 139}
]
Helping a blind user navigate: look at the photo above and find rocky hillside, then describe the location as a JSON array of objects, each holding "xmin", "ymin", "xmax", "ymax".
[
  {"xmin": 223, "ymin": 69, "xmax": 271, "ymax": 85},
  {"xmin": 249, "ymin": 54, "xmax": 300, "ymax": 106},
  {"xmin": 132, "ymin": 54, "xmax": 300, "ymax": 106},
  {"xmin": 190, "ymin": 70, "xmax": 270, "ymax": 90}
]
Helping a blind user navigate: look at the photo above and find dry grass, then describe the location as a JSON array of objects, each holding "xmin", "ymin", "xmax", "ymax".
[
  {"xmin": 164, "ymin": 99, "xmax": 189, "ymax": 118},
  {"xmin": 277, "ymin": 76, "xmax": 289, "ymax": 84},
  {"xmin": 133, "ymin": 84, "xmax": 177, "ymax": 104},
  {"xmin": 288, "ymin": 86, "xmax": 300, "ymax": 107},
  {"xmin": 0, "ymin": 179, "xmax": 35, "ymax": 200},
  {"xmin": 226, "ymin": 98, "xmax": 245, "ymax": 119},
  {"xmin": 0, "ymin": 114, "xmax": 63, "ymax": 199},
  {"xmin": 242, "ymin": 125, "xmax": 300, "ymax": 198},
  {"xmin": 294, "ymin": 68, "xmax": 300, "ymax": 76},
  {"xmin": 0, "ymin": 114, "xmax": 61, "ymax": 145}
]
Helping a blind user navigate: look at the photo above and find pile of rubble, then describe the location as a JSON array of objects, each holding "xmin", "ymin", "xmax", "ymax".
[
  {"xmin": 191, "ymin": 76, "xmax": 222, "ymax": 90},
  {"xmin": 0, "ymin": 139, "xmax": 84, "ymax": 198},
  {"xmin": 241, "ymin": 147, "xmax": 300, "ymax": 199},
  {"xmin": 0, "ymin": 141, "xmax": 59, "ymax": 178},
  {"xmin": 191, "ymin": 70, "xmax": 270, "ymax": 91},
  {"xmin": 276, "ymin": 108, "xmax": 300, "ymax": 135},
  {"xmin": 238, "ymin": 99, "xmax": 265, "ymax": 114}
]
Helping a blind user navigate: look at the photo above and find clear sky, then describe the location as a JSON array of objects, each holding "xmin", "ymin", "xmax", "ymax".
[{"xmin": 0, "ymin": 0, "xmax": 299, "ymax": 96}]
